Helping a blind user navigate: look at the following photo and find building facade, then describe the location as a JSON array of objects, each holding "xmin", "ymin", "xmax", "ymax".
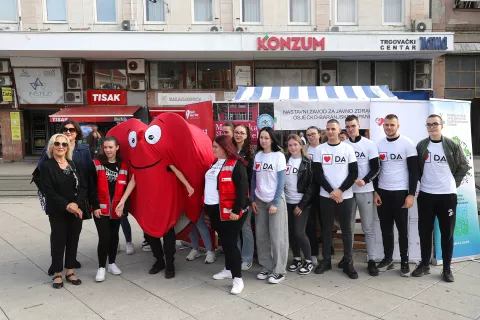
[{"xmin": 0, "ymin": 0, "xmax": 454, "ymax": 160}]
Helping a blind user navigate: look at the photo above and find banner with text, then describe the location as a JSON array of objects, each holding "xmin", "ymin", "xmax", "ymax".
[
  {"xmin": 13, "ymin": 68, "xmax": 64, "ymax": 104},
  {"xmin": 369, "ymin": 100, "xmax": 430, "ymax": 262},
  {"xmin": 214, "ymin": 121, "xmax": 259, "ymax": 144},
  {"xmin": 185, "ymin": 101, "xmax": 215, "ymax": 141},
  {"xmin": 429, "ymin": 99, "xmax": 480, "ymax": 264},
  {"xmin": 274, "ymin": 100, "xmax": 370, "ymax": 130}
]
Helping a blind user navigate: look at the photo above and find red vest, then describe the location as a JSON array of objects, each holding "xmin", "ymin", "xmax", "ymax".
[
  {"xmin": 218, "ymin": 158, "xmax": 247, "ymax": 221},
  {"xmin": 93, "ymin": 159, "xmax": 128, "ymax": 218}
]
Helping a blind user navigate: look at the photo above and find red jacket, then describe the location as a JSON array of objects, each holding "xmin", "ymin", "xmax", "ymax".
[
  {"xmin": 218, "ymin": 158, "xmax": 247, "ymax": 221},
  {"xmin": 93, "ymin": 159, "xmax": 128, "ymax": 218}
]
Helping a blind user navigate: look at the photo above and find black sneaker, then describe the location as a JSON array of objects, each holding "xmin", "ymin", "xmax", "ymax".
[
  {"xmin": 165, "ymin": 265, "xmax": 175, "ymax": 279},
  {"xmin": 149, "ymin": 260, "xmax": 165, "ymax": 274},
  {"xmin": 314, "ymin": 260, "xmax": 332, "ymax": 274},
  {"xmin": 441, "ymin": 269, "xmax": 455, "ymax": 282},
  {"xmin": 343, "ymin": 263, "xmax": 359, "ymax": 279},
  {"xmin": 268, "ymin": 273, "xmax": 285, "ymax": 284},
  {"xmin": 337, "ymin": 257, "xmax": 346, "ymax": 269},
  {"xmin": 367, "ymin": 260, "xmax": 379, "ymax": 276},
  {"xmin": 288, "ymin": 258, "xmax": 303, "ymax": 272},
  {"xmin": 377, "ymin": 258, "xmax": 394, "ymax": 272},
  {"xmin": 400, "ymin": 261, "xmax": 411, "ymax": 277},
  {"xmin": 411, "ymin": 264, "xmax": 431, "ymax": 277},
  {"xmin": 298, "ymin": 261, "xmax": 314, "ymax": 275}
]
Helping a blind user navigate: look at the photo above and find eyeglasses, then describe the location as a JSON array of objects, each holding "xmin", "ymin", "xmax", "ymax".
[
  {"xmin": 63, "ymin": 127, "xmax": 76, "ymax": 133},
  {"xmin": 54, "ymin": 142, "xmax": 69, "ymax": 148},
  {"xmin": 345, "ymin": 124, "xmax": 357, "ymax": 130},
  {"xmin": 234, "ymin": 131, "xmax": 247, "ymax": 136},
  {"xmin": 306, "ymin": 133, "xmax": 318, "ymax": 137},
  {"xmin": 426, "ymin": 122, "xmax": 441, "ymax": 128}
]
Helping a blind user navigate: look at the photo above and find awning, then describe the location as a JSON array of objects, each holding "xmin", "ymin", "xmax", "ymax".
[
  {"xmin": 49, "ymin": 105, "xmax": 141, "ymax": 123},
  {"xmin": 233, "ymin": 85, "xmax": 397, "ymax": 102},
  {"xmin": 149, "ymin": 107, "xmax": 186, "ymax": 117}
]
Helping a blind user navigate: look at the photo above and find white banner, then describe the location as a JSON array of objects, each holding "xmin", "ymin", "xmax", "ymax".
[
  {"xmin": 369, "ymin": 100, "xmax": 429, "ymax": 262},
  {"xmin": 157, "ymin": 92, "xmax": 215, "ymax": 105},
  {"xmin": 13, "ymin": 68, "xmax": 64, "ymax": 104},
  {"xmin": 274, "ymin": 100, "xmax": 370, "ymax": 130}
]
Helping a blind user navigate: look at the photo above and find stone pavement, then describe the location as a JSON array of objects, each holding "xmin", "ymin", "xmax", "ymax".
[{"xmin": 1, "ymin": 198, "xmax": 480, "ymax": 320}]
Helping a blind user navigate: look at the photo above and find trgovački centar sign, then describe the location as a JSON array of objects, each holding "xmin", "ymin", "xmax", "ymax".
[{"xmin": 257, "ymin": 35, "xmax": 325, "ymax": 51}]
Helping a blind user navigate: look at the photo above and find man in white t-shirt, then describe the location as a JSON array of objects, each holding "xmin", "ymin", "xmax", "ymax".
[
  {"xmin": 374, "ymin": 114, "xmax": 418, "ymax": 277},
  {"xmin": 412, "ymin": 114, "xmax": 469, "ymax": 282},
  {"xmin": 312, "ymin": 119, "xmax": 359, "ymax": 279},
  {"xmin": 344, "ymin": 115, "xmax": 380, "ymax": 277}
]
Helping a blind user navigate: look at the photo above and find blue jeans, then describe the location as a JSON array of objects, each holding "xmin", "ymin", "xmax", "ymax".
[
  {"xmin": 120, "ymin": 215, "xmax": 132, "ymax": 243},
  {"xmin": 237, "ymin": 208, "xmax": 254, "ymax": 263},
  {"xmin": 190, "ymin": 211, "xmax": 213, "ymax": 251}
]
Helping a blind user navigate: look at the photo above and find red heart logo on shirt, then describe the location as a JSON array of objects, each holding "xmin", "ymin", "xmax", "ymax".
[
  {"xmin": 426, "ymin": 154, "xmax": 429, "ymax": 160},
  {"xmin": 324, "ymin": 156, "xmax": 331, "ymax": 163},
  {"xmin": 255, "ymin": 163, "xmax": 260, "ymax": 170},
  {"xmin": 380, "ymin": 153, "xmax": 386, "ymax": 160},
  {"xmin": 286, "ymin": 167, "xmax": 290, "ymax": 172}
]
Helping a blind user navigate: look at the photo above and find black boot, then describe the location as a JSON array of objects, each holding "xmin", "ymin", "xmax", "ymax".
[
  {"xmin": 149, "ymin": 260, "xmax": 165, "ymax": 274},
  {"xmin": 442, "ymin": 268, "xmax": 454, "ymax": 282},
  {"xmin": 165, "ymin": 264, "xmax": 175, "ymax": 279}
]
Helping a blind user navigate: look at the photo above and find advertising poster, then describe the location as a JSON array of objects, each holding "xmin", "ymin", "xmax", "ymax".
[
  {"xmin": 13, "ymin": 68, "xmax": 64, "ymax": 104},
  {"xmin": 10, "ymin": 112, "xmax": 21, "ymax": 141},
  {"xmin": 185, "ymin": 101, "xmax": 215, "ymax": 141}
]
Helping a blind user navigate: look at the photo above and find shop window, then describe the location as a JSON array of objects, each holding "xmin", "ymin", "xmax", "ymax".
[
  {"xmin": 454, "ymin": 0, "xmax": 480, "ymax": 9},
  {"xmin": 339, "ymin": 62, "xmax": 372, "ymax": 86},
  {"xmin": 149, "ymin": 62, "xmax": 196, "ymax": 90},
  {"xmin": 445, "ymin": 56, "xmax": 480, "ymax": 99},
  {"xmin": 96, "ymin": 0, "xmax": 117, "ymax": 22},
  {"xmin": 145, "ymin": 0, "xmax": 165, "ymax": 22},
  {"xmin": 289, "ymin": 0, "xmax": 310, "ymax": 24},
  {"xmin": 336, "ymin": 0, "xmax": 356, "ymax": 24},
  {"xmin": 383, "ymin": 0, "xmax": 403, "ymax": 24},
  {"xmin": 1, "ymin": 0, "xmax": 17, "ymax": 21},
  {"xmin": 93, "ymin": 61, "xmax": 127, "ymax": 89},
  {"xmin": 255, "ymin": 69, "xmax": 317, "ymax": 86},
  {"xmin": 193, "ymin": 0, "xmax": 213, "ymax": 22},
  {"xmin": 242, "ymin": 0, "xmax": 261, "ymax": 23},
  {"xmin": 198, "ymin": 62, "xmax": 232, "ymax": 90},
  {"xmin": 45, "ymin": 0, "xmax": 67, "ymax": 22},
  {"xmin": 375, "ymin": 61, "xmax": 408, "ymax": 91}
]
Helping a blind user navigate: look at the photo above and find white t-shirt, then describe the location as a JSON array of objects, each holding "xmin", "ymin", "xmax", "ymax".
[
  {"xmin": 254, "ymin": 151, "xmax": 287, "ymax": 202},
  {"xmin": 307, "ymin": 145, "xmax": 320, "ymax": 162},
  {"xmin": 345, "ymin": 137, "xmax": 379, "ymax": 193},
  {"xmin": 285, "ymin": 157, "xmax": 303, "ymax": 204},
  {"xmin": 377, "ymin": 135, "xmax": 417, "ymax": 191},
  {"xmin": 313, "ymin": 142, "xmax": 357, "ymax": 199},
  {"xmin": 420, "ymin": 141, "xmax": 456, "ymax": 194},
  {"xmin": 204, "ymin": 159, "xmax": 226, "ymax": 205}
]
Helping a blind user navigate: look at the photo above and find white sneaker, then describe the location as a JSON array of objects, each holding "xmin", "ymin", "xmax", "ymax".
[
  {"xmin": 107, "ymin": 263, "xmax": 122, "ymax": 275},
  {"xmin": 241, "ymin": 261, "xmax": 253, "ymax": 271},
  {"xmin": 257, "ymin": 269, "xmax": 271, "ymax": 280},
  {"xmin": 186, "ymin": 249, "xmax": 201, "ymax": 261},
  {"xmin": 125, "ymin": 242, "xmax": 135, "ymax": 255},
  {"xmin": 311, "ymin": 256, "xmax": 318, "ymax": 266},
  {"xmin": 213, "ymin": 268, "xmax": 232, "ymax": 280},
  {"xmin": 268, "ymin": 273, "xmax": 285, "ymax": 284},
  {"xmin": 95, "ymin": 267, "xmax": 106, "ymax": 282},
  {"xmin": 141, "ymin": 241, "xmax": 151, "ymax": 252},
  {"xmin": 205, "ymin": 250, "xmax": 216, "ymax": 264},
  {"xmin": 231, "ymin": 277, "xmax": 244, "ymax": 295}
]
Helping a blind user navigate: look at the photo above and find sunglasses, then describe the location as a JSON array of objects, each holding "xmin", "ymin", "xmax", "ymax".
[
  {"xmin": 54, "ymin": 142, "xmax": 69, "ymax": 148},
  {"xmin": 63, "ymin": 127, "xmax": 76, "ymax": 133}
]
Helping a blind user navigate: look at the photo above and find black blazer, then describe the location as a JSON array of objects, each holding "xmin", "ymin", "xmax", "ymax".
[
  {"xmin": 285, "ymin": 154, "xmax": 318, "ymax": 210},
  {"xmin": 40, "ymin": 158, "xmax": 87, "ymax": 215}
]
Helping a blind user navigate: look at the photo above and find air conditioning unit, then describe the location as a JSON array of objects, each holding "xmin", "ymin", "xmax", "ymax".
[
  {"xmin": 415, "ymin": 79, "xmax": 430, "ymax": 89},
  {"xmin": 129, "ymin": 78, "xmax": 145, "ymax": 91},
  {"xmin": 235, "ymin": 26, "xmax": 244, "ymax": 32},
  {"xmin": 328, "ymin": 26, "xmax": 341, "ymax": 32},
  {"xmin": 127, "ymin": 59, "xmax": 145, "ymax": 74},
  {"xmin": 0, "ymin": 61, "xmax": 10, "ymax": 73},
  {"xmin": 414, "ymin": 19, "xmax": 432, "ymax": 32},
  {"xmin": 64, "ymin": 91, "xmax": 83, "ymax": 104},
  {"xmin": 210, "ymin": 26, "xmax": 223, "ymax": 32},
  {"xmin": 121, "ymin": 20, "xmax": 138, "ymax": 31},
  {"xmin": 69, "ymin": 63, "xmax": 84, "ymax": 75},
  {"xmin": 320, "ymin": 70, "xmax": 336, "ymax": 86},
  {"xmin": 0, "ymin": 75, "xmax": 12, "ymax": 86},
  {"xmin": 67, "ymin": 78, "xmax": 82, "ymax": 90}
]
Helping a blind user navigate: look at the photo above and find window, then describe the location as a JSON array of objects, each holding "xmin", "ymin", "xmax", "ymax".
[
  {"xmin": 445, "ymin": 56, "xmax": 480, "ymax": 99},
  {"xmin": 45, "ymin": 0, "xmax": 67, "ymax": 22},
  {"xmin": 336, "ymin": 0, "xmax": 356, "ymax": 24},
  {"xmin": 375, "ymin": 61, "xmax": 409, "ymax": 91},
  {"xmin": 193, "ymin": 0, "xmax": 213, "ymax": 22},
  {"xmin": 96, "ymin": 0, "xmax": 116, "ymax": 22},
  {"xmin": 289, "ymin": 0, "xmax": 309, "ymax": 24},
  {"xmin": 93, "ymin": 61, "xmax": 127, "ymax": 89},
  {"xmin": 255, "ymin": 69, "xmax": 317, "ymax": 86},
  {"xmin": 242, "ymin": 0, "xmax": 261, "ymax": 23},
  {"xmin": 0, "ymin": 0, "xmax": 17, "ymax": 21},
  {"xmin": 339, "ymin": 62, "xmax": 372, "ymax": 85},
  {"xmin": 149, "ymin": 62, "xmax": 196, "ymax": 89},
  {"xmin": 383, "ymin": 0, "xmax": 403, "ymax": 24},
  {"xmin": 146, "ymin": 0, "xmax": 165, "ymax": 22},
  {"xmin": 454, "ymin": 0, "xmax": 480, "ymax": 9},
  {"xmin": 198, "ymin": 62, "xmax": 232, "ymax": 89}
]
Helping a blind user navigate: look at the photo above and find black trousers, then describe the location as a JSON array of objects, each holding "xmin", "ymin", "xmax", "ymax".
[
  {"xmin": 205, "ymin": 204, "xmax": 246, "ymax": 278},
  {"xmin": 145, "ymin": 228, "xmax": 176, "ymax": 267},
  {"xmin": 417, "ymin": 191, "xmax": 457, "ymax": 268},
  {"xmin": 49, "ymin": 212, "xmax": 83, "ymax": 273},
  {"xmin": 319, "ymin": 197, "xmax": 355, "ymax": 263},
  {"xmin": 94, "ymin": 216, "xmax": 121, "ymax": 268},
  {"xmin": 307, "ymin": 194, "xmax": 320, "ymax": 256},
  {"xmin": 287, "ymin": 203, "xmax": 312, "ymax": 260},
  {"xmin": 377, "ymin": 189, "xmax": 409, "ymax": 262}
]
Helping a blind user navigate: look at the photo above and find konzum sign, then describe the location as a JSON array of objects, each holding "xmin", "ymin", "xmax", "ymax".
[{"xmin": 257, "ymin": 36, "xmax": 325, "ymax": 51}]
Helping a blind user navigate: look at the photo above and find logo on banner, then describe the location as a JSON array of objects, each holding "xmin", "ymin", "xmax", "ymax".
[
  {"xmin": 257, "ymin": 114, "xmax": 274, "ymax": 129},
  {"xmin": 375, "ymin": 118, "xmax": 385, "ymax": 126},
  {"xmin": 30, "ymin": 78, "xmax": 44, "ymax": 91},
  {"xmin": 257, "ymin": 35, "xmax": 325, "ymax": 51},
  {"xmin": 185, "ymin": 110, "xmax": 199, "ymax": 120}
]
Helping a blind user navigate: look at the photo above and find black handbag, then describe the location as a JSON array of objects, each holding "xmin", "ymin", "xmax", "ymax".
[{"xmin": 69, "ymin": 161, "xmax": 92, "ymax": 220}]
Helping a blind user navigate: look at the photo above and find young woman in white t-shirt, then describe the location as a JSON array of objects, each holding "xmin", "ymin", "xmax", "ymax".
[
  {"xmin": 251, "ymin": 127, "xmax": 288, "ymax": 284},
  {"xmin": 284, "ymin": 134, "xmax": 317, "ymax": 276}
]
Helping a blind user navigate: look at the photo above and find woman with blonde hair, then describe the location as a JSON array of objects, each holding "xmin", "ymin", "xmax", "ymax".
[{"xmin": 40, "ymin": 134, "xmax": 87, "ymax": 289}]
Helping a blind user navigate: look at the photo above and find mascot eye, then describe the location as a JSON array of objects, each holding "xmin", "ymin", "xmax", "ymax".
[
  {"xmin": 128, "ymin": 131, "xmax": 137, "ymax": 148},
  {"xmin": 145, "ymin": 125, "xmax": 162, "ymax": 145}
]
